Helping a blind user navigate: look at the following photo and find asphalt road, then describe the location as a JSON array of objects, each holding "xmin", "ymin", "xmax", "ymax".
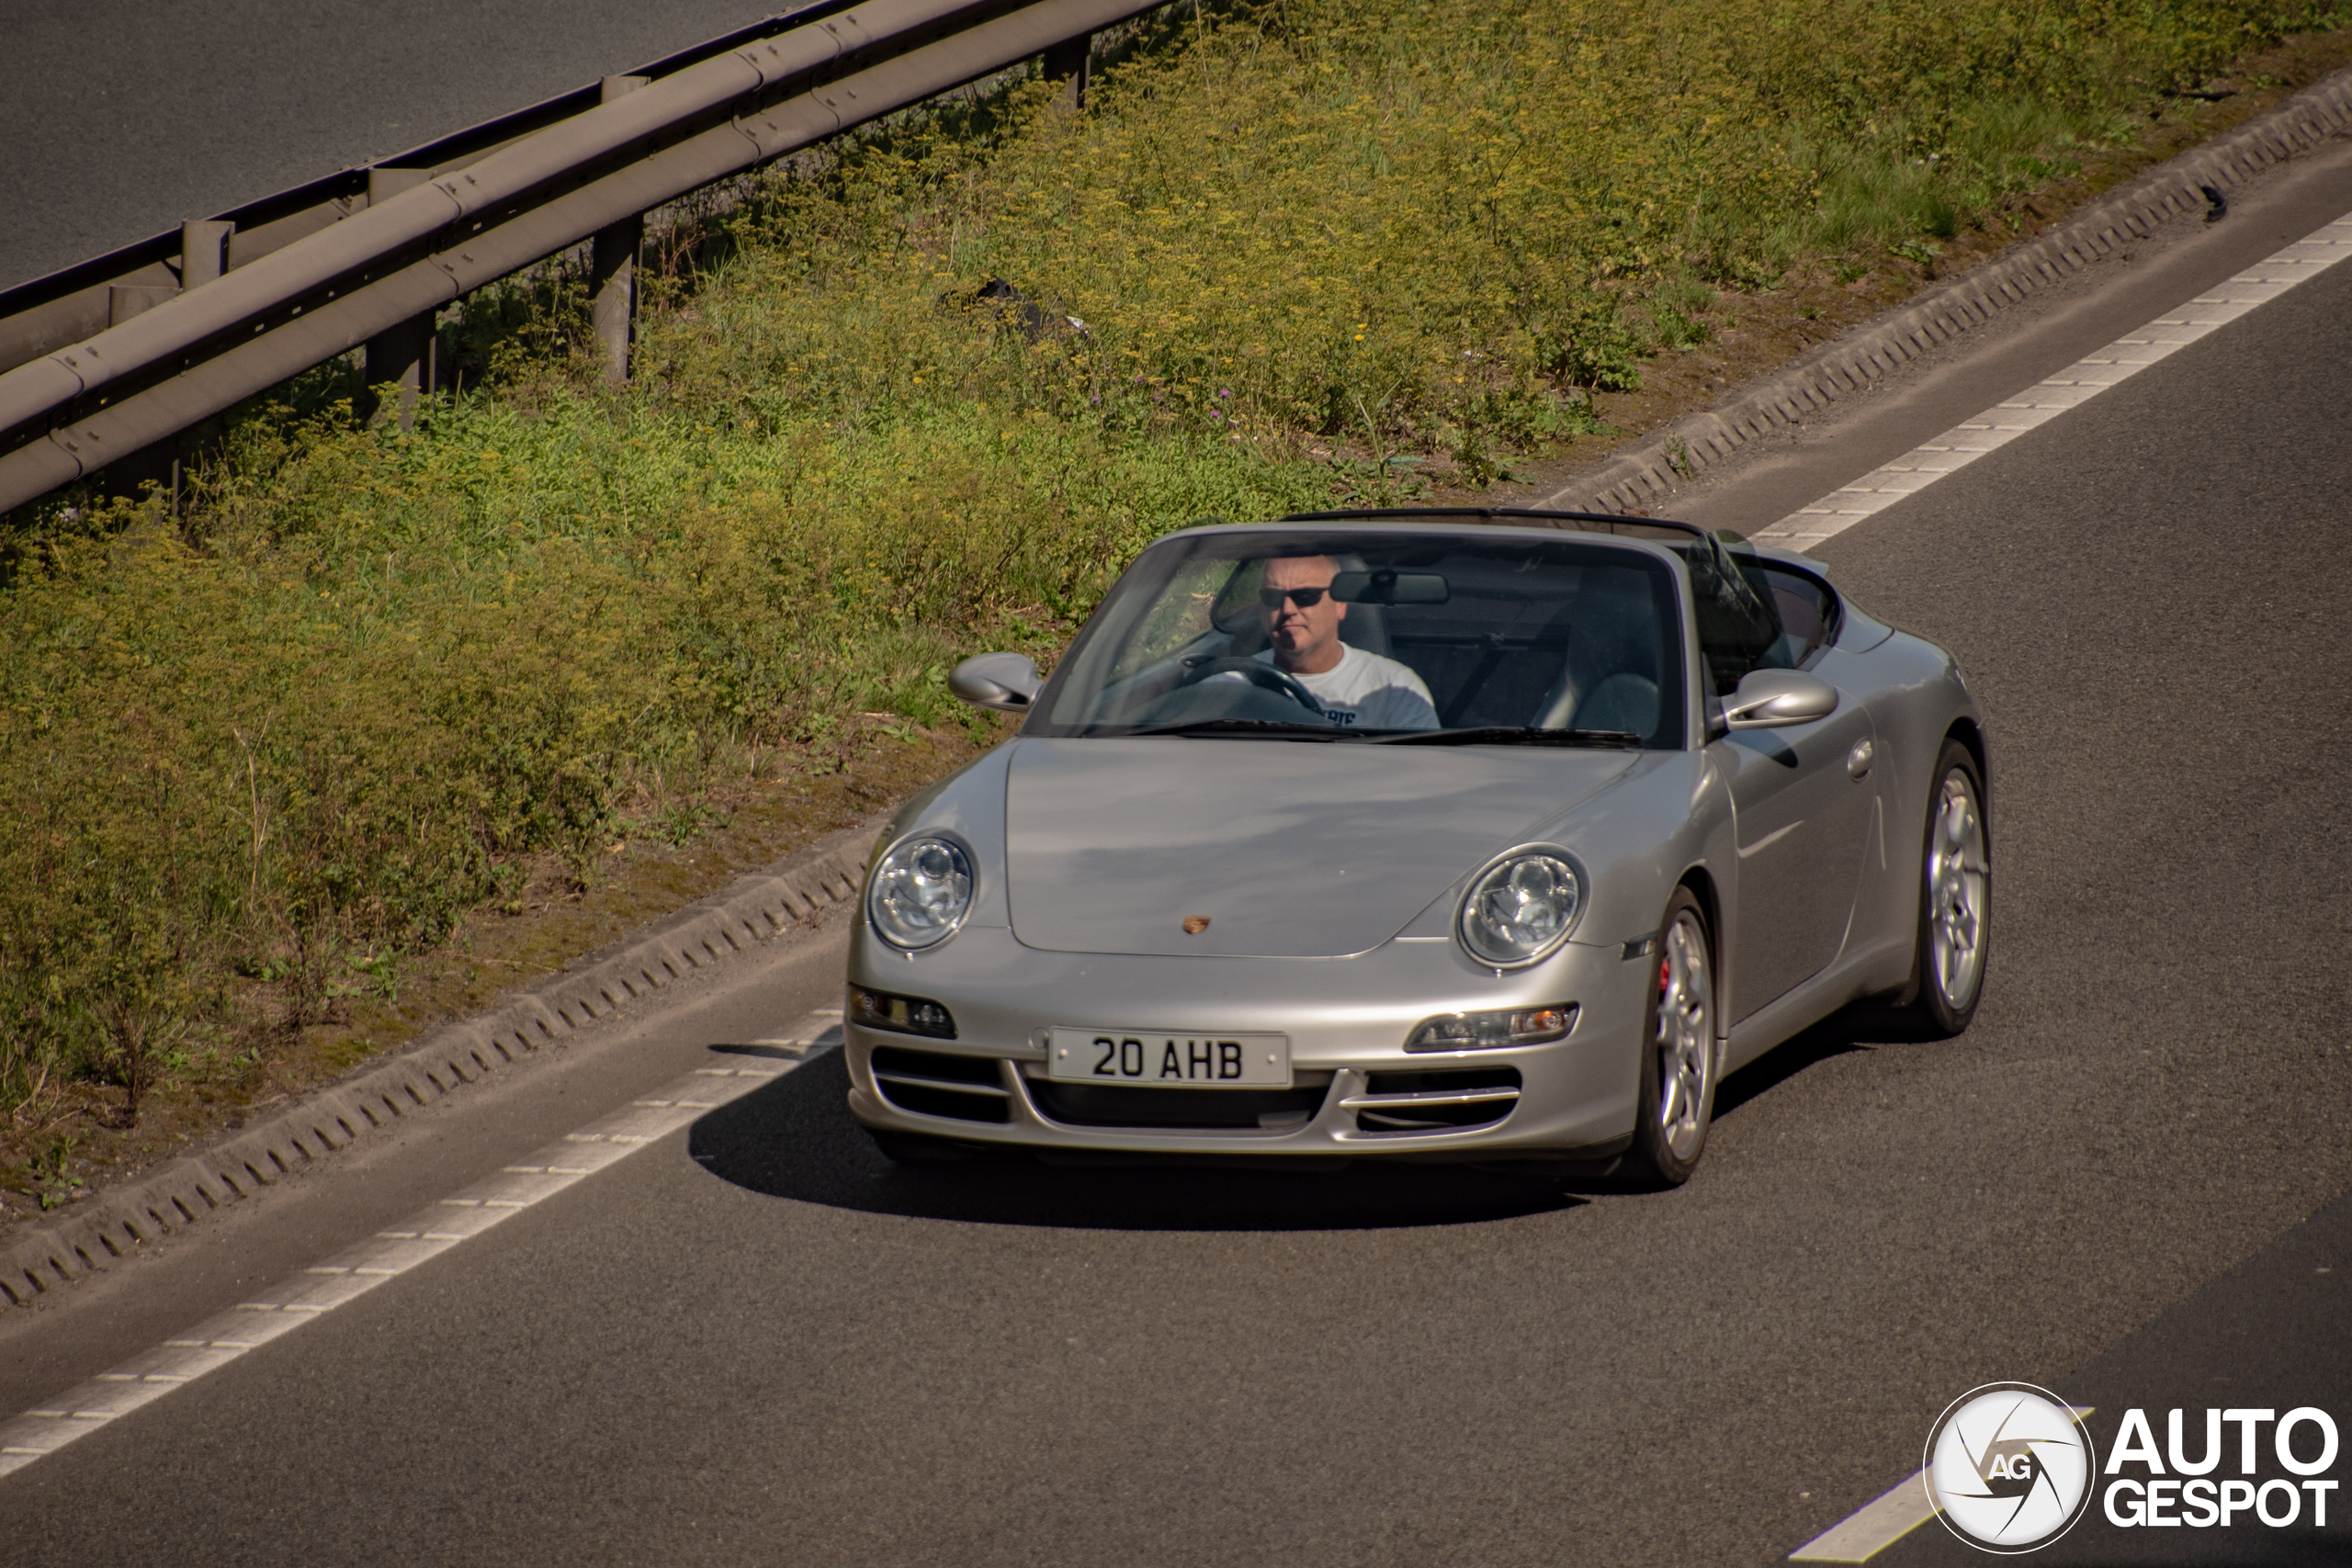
[
  {"xmin": 4, "ymin": 133, "xmax": 2351, "ymax": 1567},
  {"xmin": 0, "ymin": 0, "xmax": 786, "ymax": 292},
  {"xmin": 1881, "ymin": 1187, "xmax": 2351, "ymax": 1566}
]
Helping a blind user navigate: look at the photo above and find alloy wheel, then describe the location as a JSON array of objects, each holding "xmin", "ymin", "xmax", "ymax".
[
  {"xmin": 1654, "ymin": 910, "xmax": 1714, "ymax": 1163},
  {"xmin": 1927, "ymin": 768, "xmax": 1990, "ymax": 1012}
]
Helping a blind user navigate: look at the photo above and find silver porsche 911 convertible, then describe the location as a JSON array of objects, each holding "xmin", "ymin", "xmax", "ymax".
[{"xmin": 842, "ymin": 509, "xmax": 1987, "ymax": 1184}]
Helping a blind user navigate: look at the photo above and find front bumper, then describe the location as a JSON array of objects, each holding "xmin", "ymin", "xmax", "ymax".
[{"xmin": 843, "ymin": 926, "xmax": 1655, "ymax": 1159}]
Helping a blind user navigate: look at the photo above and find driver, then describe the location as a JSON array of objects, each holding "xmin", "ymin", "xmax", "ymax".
[{"xmin": 1250, "ymin": 555, "xmax": 1438, "ymax": 729}]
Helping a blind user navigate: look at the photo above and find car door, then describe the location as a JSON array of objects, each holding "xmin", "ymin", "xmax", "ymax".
[
  {"xmin": 1690, "ymin": 546, "xmax": 1878, "ymax": 1021},
  {"xmin": 1716, "ymin": 700, "xmax": 1877, "ymax": 1020}
]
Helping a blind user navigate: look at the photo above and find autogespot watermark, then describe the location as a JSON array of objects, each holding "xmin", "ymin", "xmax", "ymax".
[
  {"xmin": 1921, "ymin": 1387, "xmax": 2342, "ymax": 1553},
  {"xmin": 2101, "ymin": 1406, "xmax": 2339, "ymax": 1532},
  {"xmin": 1925, "ymin": 1383, "xmax": 2098, "ymax": 1553}
]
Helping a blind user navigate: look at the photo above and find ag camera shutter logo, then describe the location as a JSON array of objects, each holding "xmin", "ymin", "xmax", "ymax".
[{"xmin": 1924, "ymin": 1383, "xmax": 2098, "ymax": 1553}]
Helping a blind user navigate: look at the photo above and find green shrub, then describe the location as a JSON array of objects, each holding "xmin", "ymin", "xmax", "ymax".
[{"xmin": 0, "ymin": 410, "xmax": 1330, "ymax": 1109}]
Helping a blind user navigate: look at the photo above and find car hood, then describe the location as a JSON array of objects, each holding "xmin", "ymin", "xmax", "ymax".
[{"xmin": 1003, "ymin": 739, "xmax": 1637, "ymax": 957}]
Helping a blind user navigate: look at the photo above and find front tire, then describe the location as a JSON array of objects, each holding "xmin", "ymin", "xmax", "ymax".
[
  {"xmin": 1900, "ymin": 740, "xmax": 1990, "ymax": 1037},
  {"xmin": 1627, "ymin": 887, "xmax": 1717, "ymax": 1187}
]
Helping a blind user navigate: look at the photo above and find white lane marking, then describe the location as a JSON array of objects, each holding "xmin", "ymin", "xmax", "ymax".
[
  {"xmin": 1788, "ymin": 1472, "xmax": 1939, "ymax": 1562},
  {"xmin": 1788, "ymin": 1407, "xmax": 2094, "ymax": 1562},
  {"xmin": 0, "ymin": 1019, "xmax": 840, "ymax": 1479},
  {"xmin": 1774, "ymin": 220, "xmax": 2348, "ymax": 1557},
  {"xmin": 1755, "ymin": 216, "xmax": 2352, "ymax": 551}
]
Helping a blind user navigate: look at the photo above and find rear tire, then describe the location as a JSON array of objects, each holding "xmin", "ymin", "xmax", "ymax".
[
  {"xmin": 1627, "ymin": 888, "xmax": 1717, "ymax": 1188},
  {"xmin": 867, "ymin": 1129, "xmax": 974, "ymax": 1165},
  {"xmin": 1899, "ymin": 740, "xmax": 1990, "ymax": 1038}
]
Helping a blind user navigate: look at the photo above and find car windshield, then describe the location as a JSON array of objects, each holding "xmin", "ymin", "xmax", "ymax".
[{"xmin": 1032, "ymin": 528, "xmax": 1687, "ymax": 747}]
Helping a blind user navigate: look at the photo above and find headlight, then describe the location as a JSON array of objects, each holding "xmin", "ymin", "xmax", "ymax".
[
  {"xmin": 867, "ymin": 835, "xmax": 974, "ymax": 950},
  {"xmin": 1457, "ymin": 851, "xmax": 1583, "ymax": 967}
]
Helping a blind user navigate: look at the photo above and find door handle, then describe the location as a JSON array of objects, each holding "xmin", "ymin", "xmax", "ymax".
[{"xmin": 1847, "ymin": 738, "xmax": 1874, "ymax": 779}]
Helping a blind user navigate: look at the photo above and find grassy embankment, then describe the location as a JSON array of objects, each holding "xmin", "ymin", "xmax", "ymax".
[{"xmin": 4, "ymin": 0, "xmax": 2346, "ymax": 1204}]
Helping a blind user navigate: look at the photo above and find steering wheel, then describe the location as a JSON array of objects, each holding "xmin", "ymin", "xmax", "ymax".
[{"xmin": 1177, "ymin": 656, "xmax": 1329, "ymax": 717}]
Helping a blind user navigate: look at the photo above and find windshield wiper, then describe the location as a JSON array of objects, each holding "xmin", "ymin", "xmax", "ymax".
[
  {"xmin": 1374, "ymin": 726, "xmax": 1643, "ymax": 749},
  {"xmin": 1118, "ymin": 718, "xmax": 1356, "ymax": 740}
]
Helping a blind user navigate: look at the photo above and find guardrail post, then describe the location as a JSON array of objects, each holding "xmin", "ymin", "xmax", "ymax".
[
  {"xmin": 180, "ymin": 220, "xmax": 234, "ymax": 288},
  {"xmin": 90, "ymin": 281, "xmax": 180, "ymax": 499},
  {"xmin": 166, "ymin": 220, "xmax": 237, "ymax": 513},
  {"xmin": 1044, "ymin": 32, "xmax": 1091, "ymax": 107},
  {"xmin": 592, "ymin": 74, "xmax": 650, "ymax": 386},
  {"xmin": 363, "ymin": 169, "xmax": 440, "ymax": 425}
]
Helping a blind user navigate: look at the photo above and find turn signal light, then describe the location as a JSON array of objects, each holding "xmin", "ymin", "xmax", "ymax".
[
  {"xmin": 850, "ymin": 986, "xmax": 957, "ymax": 1039},
  {"xmin": 1404, "ymin": 1004, "xmax": 1577, "ymax": 1053}
]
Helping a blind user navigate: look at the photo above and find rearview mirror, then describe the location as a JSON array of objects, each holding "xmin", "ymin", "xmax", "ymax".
[
  {"xmin": 1722, "ymin": 669, "xmax": 1838, "ymax": 729},
  {"xmin": 1332, "ymin": 568, "xmax": 1449, "ymax": 605},
  {"xmin": 948, "ymin": 652, "xmax": 1042, "ymax": 713}
]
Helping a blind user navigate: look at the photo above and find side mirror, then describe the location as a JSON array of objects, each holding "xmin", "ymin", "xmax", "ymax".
[
  {"xmin": 1723, "ymin": 669, "xmax": 1838, "ymax": 729},
  {"xmin": 948, "ymin": 652, "xmax": 1042, "ymax": 714}
]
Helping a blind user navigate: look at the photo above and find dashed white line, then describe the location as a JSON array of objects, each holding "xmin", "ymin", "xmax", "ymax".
[
  {"xmin": 1789, "ymin": 1471, "xmax": 1945, "ymax": 1563},
  {"xmin": 1789, "ymin": 1409, "xmax": 2096, "ymax": 1559},
  {"xmin": 0, "ymin": 1018, "xmax": 839, "ymax": 1479},
  {"xmin": 1755, "ymin": 216, "xmax": 2352, "ymax": 552}
]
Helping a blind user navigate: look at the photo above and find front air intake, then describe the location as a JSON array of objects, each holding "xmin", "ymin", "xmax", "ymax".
[
  {"xmin": 1027, "ymin": 1077, "xmax": 1333, "ymax": 1131},
  {"xmin": 871, "ymin": 1046, "xmax": 1011, "ymax": 1123},
  {"xmin": 1345, "ymin": 1066, "xmax": 1521, "ymax": 1133}
]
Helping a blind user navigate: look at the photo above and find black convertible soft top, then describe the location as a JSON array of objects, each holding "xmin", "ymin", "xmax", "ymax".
[{"xmin": 1279, "ymin": 505, "xmax": 1712, "ymax": 546}]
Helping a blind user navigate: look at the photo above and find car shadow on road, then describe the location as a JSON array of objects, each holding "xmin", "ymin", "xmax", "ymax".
[
  {"xmin": 687, "ymin": 1050, "xmax": 1589, "ymax": 1232},
  {"xmin": 1712, "ymin": 997, "xmax": 1961, "ymax": 1123}
]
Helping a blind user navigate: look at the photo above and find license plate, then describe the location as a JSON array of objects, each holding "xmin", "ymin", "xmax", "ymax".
[{"xmin": 1046, "ymin": 1028, "xmax": 1291, "ymax": 1087}]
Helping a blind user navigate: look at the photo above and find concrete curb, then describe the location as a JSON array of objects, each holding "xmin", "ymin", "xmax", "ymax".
[
  {"xmin": 0, "ymin": 817, "xmax": 880, "ymax": 1306},
  {"xmin": 1542, "ymin": 63, "xmax": 2352, "ymax": 515}
]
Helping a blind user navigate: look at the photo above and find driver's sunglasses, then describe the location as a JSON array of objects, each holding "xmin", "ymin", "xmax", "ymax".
[{"xmin": 1259, "ymin": 586, "xmax": 1331, "ymax": 610}]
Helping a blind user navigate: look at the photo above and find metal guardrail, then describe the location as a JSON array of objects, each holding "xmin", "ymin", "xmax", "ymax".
[
  {"xmin": 0, "ymin": 3, "xmax": 845, "ymax": 377},
  {"xmin": 0, "ymin": 0, "xmax": 1144, "ymax": 515}
]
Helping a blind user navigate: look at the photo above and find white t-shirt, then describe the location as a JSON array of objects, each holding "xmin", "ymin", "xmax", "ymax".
[{"xmin": 1248, "ymin": 644, "xmax": 1438, "ymax": 729}]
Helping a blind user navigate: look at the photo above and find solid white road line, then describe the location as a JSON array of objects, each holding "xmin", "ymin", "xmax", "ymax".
[
  {"xmin": 1773, "ymin": 176, "xmax": 2352, "ymax": 1568},
  {"xmin": 1770, "ymin": 188, "xmax": 2352, "ymax": 1568},
  {"xmin": 0, "ymin": 1015, "xmax": 842, "ymax": 1481},
  {"xmin": 1754, "ymin": 213, "xmax": 2352, "ymax": 553}
]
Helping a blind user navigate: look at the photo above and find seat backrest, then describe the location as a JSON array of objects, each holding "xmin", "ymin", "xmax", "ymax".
[
  {"xmin": 1339, "ymin": 600, "xmax": 1392, "ymax": 658},
  {"xmin": 1532, "ymin": 667, "xmax": 1578, "ymax": 729},
  {"xmin": 1570, "ymin": 672, "xmax": 1659, "ymax": 735},
  {"xmin": 1329, "ymin": 551, "xmax": 1393, "ymax": 657},
  {"xmin": 1531, "ymin": 592, "xmax": 1662, "ymax": 730}
]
